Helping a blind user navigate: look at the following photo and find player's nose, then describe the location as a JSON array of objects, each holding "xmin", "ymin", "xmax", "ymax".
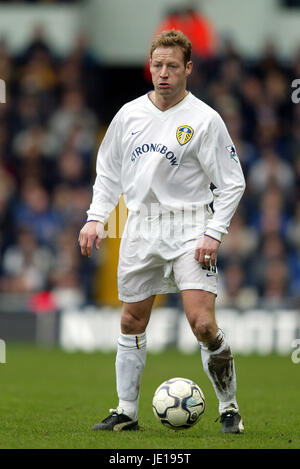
[{"xmin": 160, "ymin": 65, "xmax": 168, "ymax": 77}]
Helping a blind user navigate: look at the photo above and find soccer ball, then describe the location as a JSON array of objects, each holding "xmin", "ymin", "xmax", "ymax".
[{"xmin": 152, "ymin": 377, "xmax": 205, "ymax": 429}]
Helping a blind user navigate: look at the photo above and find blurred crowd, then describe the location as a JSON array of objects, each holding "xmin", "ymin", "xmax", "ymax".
[
  {"xmin": 0, "ymin": 22, "xmax": 299, "ymax": 313},
  {"xmin": 0, "ymin": 27, "xmax": 100, "ymax": 312},
  {"xmin": 200, "ymin": 38, "xmax": 300, "ymax": 311}
]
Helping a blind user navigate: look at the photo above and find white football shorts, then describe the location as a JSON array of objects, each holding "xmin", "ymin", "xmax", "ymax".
[{"xmin": 117, "ymin": 237, "xmax": 218, "ymax": 303}]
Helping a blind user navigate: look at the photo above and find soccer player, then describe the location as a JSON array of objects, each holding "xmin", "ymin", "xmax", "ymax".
[{"xmin": 79, "ymin": 30, "xmax": 245, "ymax": 434}]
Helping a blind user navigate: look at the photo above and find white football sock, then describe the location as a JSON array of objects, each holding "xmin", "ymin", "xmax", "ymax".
[
  {"xmin": 115, "ymin": 332, "xmax": 147, "ymax": 420},
  {"xmin": 199, "ymin": 329, "xmax": 238, "ymax": 414}
]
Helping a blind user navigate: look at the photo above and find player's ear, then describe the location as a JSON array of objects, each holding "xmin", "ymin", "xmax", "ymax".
[{"xmin": 186, "ymin": 61, "xmax": 193, "ymax": 77}]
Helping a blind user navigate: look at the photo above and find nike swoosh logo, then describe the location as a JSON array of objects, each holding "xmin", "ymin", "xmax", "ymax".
[
  {"xmin": 131, "ymin": 131, "xmax": 140, "ymax": 135},
  {"xmin": 206, "ymin": 274, "xmax": 215, "ymax": 277}
]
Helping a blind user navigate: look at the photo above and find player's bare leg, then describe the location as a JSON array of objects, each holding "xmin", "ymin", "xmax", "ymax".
[
  {"xmin": 93, "ymin": 296, "xmax": 155, "ymax": 431},
  {"xmin": 181, "ymin": 289, "xmax": 244, "ymax": 433}
]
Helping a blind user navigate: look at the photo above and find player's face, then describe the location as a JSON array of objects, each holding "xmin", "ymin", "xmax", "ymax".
[{"xmin": 150, "ymin": 47, "xmax": 192, "ymax": 101}]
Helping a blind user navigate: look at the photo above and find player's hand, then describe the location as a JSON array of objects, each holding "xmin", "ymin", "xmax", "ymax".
[
  {"xmin": 78, "ymin": 221, "xmax": 104, "ymax": 258},
  {"xmin": 194, "ymin": 235, "xmax": 220, "ymax": 269}
]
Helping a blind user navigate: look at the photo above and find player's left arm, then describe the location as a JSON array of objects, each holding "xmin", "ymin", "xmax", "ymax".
[{"xmin": 195, "ymin": 112, "xmax": 246, "ymax": 267}]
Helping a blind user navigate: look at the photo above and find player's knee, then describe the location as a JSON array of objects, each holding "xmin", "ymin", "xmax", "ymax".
[
  {"xmin": 120, "ymin": 310, "xmax": 147, "ymax": 334},
  {"xmin": 190, "ymin": 316, "xmax": 216, "ymax": 342}
]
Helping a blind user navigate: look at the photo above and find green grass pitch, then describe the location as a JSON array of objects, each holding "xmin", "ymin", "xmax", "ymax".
[{"xmin": 0, "ymin": 344, "xmax": 299, "ymax": 449}]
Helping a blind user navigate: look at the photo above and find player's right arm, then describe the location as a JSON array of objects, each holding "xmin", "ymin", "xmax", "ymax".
[
  {"xmin": 79, "ymin": 110, "xmax": 123, "ymax": 257},
  {"xmin": 78, "ymin": 220, "xmax": 104, "ymax": 258}
]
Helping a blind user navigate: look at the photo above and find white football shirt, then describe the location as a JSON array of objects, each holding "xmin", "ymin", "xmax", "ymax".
[{"xmin": 87, "ymin": 92, "xmax": 245, "ymax": 253}]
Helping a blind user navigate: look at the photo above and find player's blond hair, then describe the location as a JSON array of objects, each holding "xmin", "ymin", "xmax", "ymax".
[{"xmin": 150, "ymin": 29, "xmax": 192, "ymax": 65}]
